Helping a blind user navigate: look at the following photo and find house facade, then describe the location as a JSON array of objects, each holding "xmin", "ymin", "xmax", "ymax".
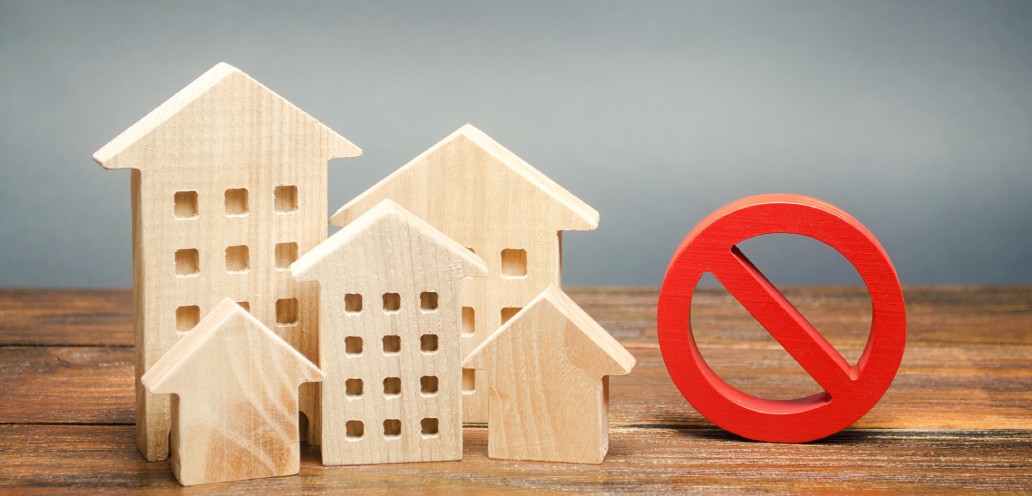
[
  {"xmin": 142, "ymin": 299, "xmax": 324, "ymax": 486},
  {"xmin": 328, "ymin": 124, "xmax": 598, "ymax": 423},
  {"xmin": 463, "ymin": 287, "xmax": 636, "ymax": 464},
  {"xmin": 93, "ymin": 63, "xmax": 361, "ymax": 460},
  {"xmin": 292, "ymin": 200, "xmax": 487, "ymax": 465}
]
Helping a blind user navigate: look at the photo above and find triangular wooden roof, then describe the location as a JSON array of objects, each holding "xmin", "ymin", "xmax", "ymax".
[
  {"xmin": 292, "ymin": 199, "xmax": 487, "ymax": 281},
  {"xmin": 463, "ymin": 286, "xmax": 635, "ymax": 378},
  {"xmin": 142, "ymin": 299, "xmax": 322, "ymax": 394},
  {"xmin": 93, "ymin": 62, "xmax": 361, "ymax": 169},
  {"xmin": 329, "ymin": 124, "xmax": 598, "ymax": 231}
]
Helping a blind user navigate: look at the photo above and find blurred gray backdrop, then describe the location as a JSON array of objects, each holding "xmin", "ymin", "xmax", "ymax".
[{"xmin": 1, "ymin": 0, "xmax": 1029, "ymax": 287}]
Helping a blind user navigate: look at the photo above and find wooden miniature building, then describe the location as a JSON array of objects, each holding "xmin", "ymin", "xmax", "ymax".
[
  {"xmin": 463, "ymin": 286, "xmax": 635, "ymax": 464},
  {"xmin": 328, "ymin": 124, "xmax": 598, "ymax": 423},
  {"xmin": 292, "ymin": 200, "xmax": 487, "ymax": 465},
  {"xmin": 141, "ymin": 299, "xmax": 323, "ymax": 486},
  {"xmin": 93, "ymin": 62, "xmax": 361, "ymax": 460}
]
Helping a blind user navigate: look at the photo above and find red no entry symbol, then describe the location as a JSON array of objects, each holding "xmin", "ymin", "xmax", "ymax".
[{"xmin": 657, "ymin": 195, "xmax": 906, "ymax": 442}]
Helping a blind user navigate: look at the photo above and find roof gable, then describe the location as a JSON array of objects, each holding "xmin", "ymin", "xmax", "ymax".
[
  {"xmin": 292, "ymin": 199, "xmax": 487, "ymax": 282},
  {"xmin": 141, "ymin": 299, "xmax": 322, "ymax": 394},
  {"xmin": 93, "ymin": 62, "xmax": 361, "ymax": 170},
  {"xmin": 463, "ymin": 286, "xmax": 636, "ymax": 378},
  {"xmin": 329, "ymin": 124, "xmax": 598, "ymax": 231}
]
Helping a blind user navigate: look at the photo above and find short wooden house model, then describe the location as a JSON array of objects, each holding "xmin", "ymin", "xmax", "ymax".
[
  {"xmin": 141, "ymin": 299, "xmax": 323, "ymax": 486},
  {"xmin": 292, "ymin": 200, "xmax": 487, "ymax": 465},
  {"xmin": 93, "ymin": 62, "xmax": 361, "ymax": 460},
  {"xmin": 463, "ymin": 286, "xmax": 635, "ymax": 464},
  {"xmin": 329, "ymin": 124, "xmax": 599, "ymax": 423}
]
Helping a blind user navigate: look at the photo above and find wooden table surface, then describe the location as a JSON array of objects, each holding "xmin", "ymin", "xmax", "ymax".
[{"xmin": 0, "ymin": 286, "xmax": 1029, "ymax": 494}]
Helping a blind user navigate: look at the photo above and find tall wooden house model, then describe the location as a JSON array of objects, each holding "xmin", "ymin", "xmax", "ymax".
[
  {"xmin": 142, "ymin": 299, "xmax": 323, "ymax": 485},
  {"xmin": 329, "ymin": 124, "xmax": 599, "ymax": 422},
  {"xmin": 292, "ymin": 200, "xmax": 487, "ymax": 465},
  {"xmin": 93, "ymin": 62, "xmax": 361, "ymax": 460}
]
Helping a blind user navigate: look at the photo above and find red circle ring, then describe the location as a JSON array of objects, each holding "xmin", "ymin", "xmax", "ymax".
[{"xmin": 657, "ymin": 194, "xmax": 906, "ymax": 442}]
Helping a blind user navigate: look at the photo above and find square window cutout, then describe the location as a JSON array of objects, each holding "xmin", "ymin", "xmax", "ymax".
[
  {"xmin": 344, "ymin": 294, "xmax": 362, "ymax": 314},
  {"xmin": 420, "ymin": 334, "xmax": 438, "ymax": 353},
  {"xmin": 382, "ymin": 335, "xmax": 400, "ymax": 354},
  {"xmin": 462, "ymin": 368, "xmax": 476, "ymax": 393},
  {"xmin": 225, "ymin": 245, "xmax": 249, "ymax": 273},
  {"xmin": 420, "ymin": 292, "xmax": 438, "ymax": 311},
  {"xmin": 345, "ymin": 336, "xmax": 363, "ymax": 356},
  {"xmin": 274, "ymin": 185, "xmax": 298, "ymax": 213},
  {"xmin": 276, "ymin": 298, "xmax": 299, "ymax": 325},
  {"xmin": 461, "ymin": 307, "xmax": 475, "ymax": 336},
  {"xmin": 383, "ymin": 377, "xmax": 401, "ymax": 396},
  {"xmin": 420, "ymin": 376, "xmax": 439, "ymax": 395},
  {"xmin": 275, "ymin": 242, "xmax": 298, "ymax": 270},
  {"xmin": 346, "ymin": 421, "xmax": 364, "ymax": 440},
  {"xmin": 421, "ymin": 418, "xmax": 439, "ymax": 437},
  {"xmin": 175, "ymin": 249, "xmax": 199, "ymax": 276},
  {"xmin": 173, "ymin": 191, "xmax": 198, "ymax": 219},
  {"xmin": 176, "ymin": 305, "xmax": 200, "ymax": 333},
  {"xmin": 224, "ymin": 188, "xmax": 248, "ymax": 216},
  {"xmin": 383, "ymin": 419, "xmax": 401, "ymax": 438},
  {"xmin": 345, "ymin": 378, "xmax": 363, "ymax": 398},
  {"xmin": 382, "ymin": 293, "xmax": 400, "ymax": 312},
  {"xmin": 501, "ymin": 249, "xmax": 527, "ymax": 277},
  {"xmin": 236, "ymin": 301, "xmax": 250, "ymax": 312},
  {"xmin": 501, "ymin": 307, "xmax": 521, "ymax": 325}
]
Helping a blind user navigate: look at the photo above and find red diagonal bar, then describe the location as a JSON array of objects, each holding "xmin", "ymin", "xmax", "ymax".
[{"xmin": 711, "ymin": 246, "xmax": 856, "ymax": 396}]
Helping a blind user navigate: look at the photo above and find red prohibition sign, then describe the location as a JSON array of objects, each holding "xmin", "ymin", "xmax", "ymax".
[{"xmin": 657, "ymin": 194, "xmax": 906, "ymax": 442}]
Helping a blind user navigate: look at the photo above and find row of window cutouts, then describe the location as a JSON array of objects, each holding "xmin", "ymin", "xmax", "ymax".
[
  {"xmin": 345, "ymin": 418, "xmax": 439, "ymax": 441},
  {"xmin": 344, "ymin": 334, "xmax": 439, "ymax": 356},
  {"xmin": 344, "ymin": 375, "xmax": 444, "ymax": 398},
  {"xmin": 459, "ymin": 306, "xmax": 522, "ymax": 337},
  {"xmin": 344, "ymin": 292, "xmax": 440, "ymax": 314},
  {"xmin": 174, "ymin": 242, "xmax": 299, "ymax": 276},
  {"xmin": 175, "ymin": 297, "xmax": 299, "ymax": 332},
  {"xmin": 173, "ymin": 187, "xmax": 298, "ymax": 219}
]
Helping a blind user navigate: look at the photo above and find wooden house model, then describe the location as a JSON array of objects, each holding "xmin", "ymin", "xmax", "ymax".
[
  {"xmin": 141, "ymin": 299, "xmax": 323, "ymax": 486},
  {"xmin": 292, "ymin": 200, "xmax": 487, "ymax": 465},
  {"xmin": 328, "ymin": 124, "xmax": 599, "ymax": 423},
  {"xmin": 93, "ymin": 62, "xmax": 361, "ymax": 460},
  {"xmin": 463, "ymin": 286, "xmax": 635, "ymax": 464}
]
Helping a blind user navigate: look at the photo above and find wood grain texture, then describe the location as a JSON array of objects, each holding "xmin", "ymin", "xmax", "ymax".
[
  {"xmin": 328, "ymin": 124, "xmax": 599, "ymax": 424},
  {"xmin": 0, "ymin": 424, "xmax": 1028, "ymax": 494},
  {"xmin": 292, "ymin": 200, "xmax": 487, "ymax": 465},
  {"xmin": 464, "ymin": 287, "xmax": 635, "ymax": 464},
  {"xmin": 0, "ymin": 287, "xmax": 1029, "ymax": 492},
  {"xmin": 92, "ymin": 62, "xmax": 361, "ymax": 460},
  {"xmin": 142, "ymin": 299, "xmax": 323, "ymax": 485}
]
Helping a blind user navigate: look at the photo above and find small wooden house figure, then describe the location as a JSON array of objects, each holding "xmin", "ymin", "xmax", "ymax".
[
  {"xmin": 292, "ymin": 200, "xmax": 487, "ymax": 465},
  {"xmin": 93, "ymin": 62, "xmax": 361, "ymax": 460},
  {"xmin": 141, "ymin": 299, "xmax": 323, "ymax": 486},
  {"xmin": 463, "ymin": 286, "xmax": 635, "ymax": 464},
  {"xmin": 329, "ymin": 124, "xmax": 599, "ymax": 423}
]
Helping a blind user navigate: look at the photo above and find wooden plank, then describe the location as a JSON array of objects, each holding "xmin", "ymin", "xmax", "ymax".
[
  {"xmin": 0, "ymin": 289, "xmax": 132, "ymax": 346},
  {"xmin": 0, "ymin": 424, "xmax": 1028, "ymax": 493},
  {"xmin": 3, "ymin": 345, "xmax": 1029, "ymax": 431}
]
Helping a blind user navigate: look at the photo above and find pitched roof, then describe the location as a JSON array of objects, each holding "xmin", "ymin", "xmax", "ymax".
[
  {"xmin": 141, "ymin": 299, "xmax": 322, "ymax": 394},
  {"xmin": 329, "ymin": 124, "xmax": 598, "ymax": 231},
  {"xmin": 463, "ymin": 286, "xmax": 635, "ymax": 377},
  {"xmin": 93, "ymin": 62, "xmax": 361, "ymax": 169},
  {"xmin": 291, "ymin": 199, "xmax": 488, "ymax": 281}
]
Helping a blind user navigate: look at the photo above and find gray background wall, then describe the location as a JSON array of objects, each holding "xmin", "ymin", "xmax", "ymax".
[{"xmin": 1, "ymin": 0, "xmax": 1029, "ymax": 288}]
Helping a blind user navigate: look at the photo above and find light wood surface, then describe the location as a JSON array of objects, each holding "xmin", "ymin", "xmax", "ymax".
[
  {"xmin": 329, "ymin": 124, "xmax": 599, "ymax": 423},
  {"xmin": 464, "ymin": 287, "xmax": 635, "ymax": 464},
  {"xmin": 141, "ymin": 299, "xmax": 323, "ymax": 485},
  {"xmin": 292, "ymin": 200, "xmax": 487, "ymax": 465},
  {"xmin": 1, "ymin": 286, "xmax": 1029, "ymax": 493},
  {"xmin": 92, "ymin": 62, "xmax": 361, "ymax": 460}
]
